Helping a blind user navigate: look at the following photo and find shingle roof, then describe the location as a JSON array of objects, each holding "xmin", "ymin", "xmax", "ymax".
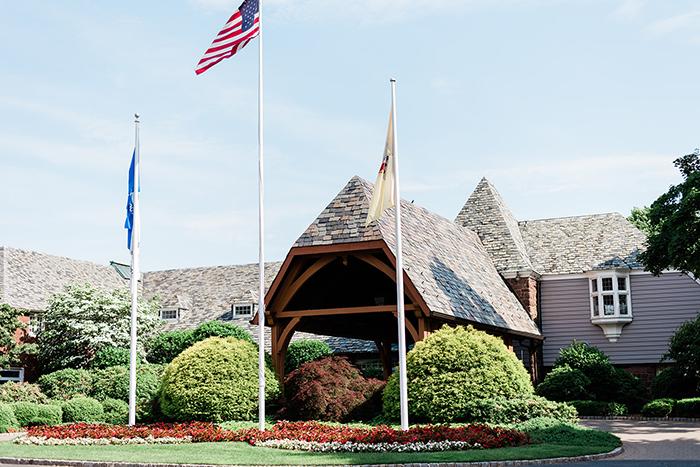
[
  {"xmin": 294, "ymin": 176, "xmax": 541, "ymax": 338},
  {"xmin": 455, "ymin": 178, "xmax": 534, "ymax": 275},
  {"xmin": 142, "ymin": 263, "xmax": 377, "ymax": 353},
  {"xmin": 518, "ymin": 213, "xmax": 647, "ymax": 275},
  {"xmin": 0, "ymin": 246, "xmax": 127, "ymax": 311}
]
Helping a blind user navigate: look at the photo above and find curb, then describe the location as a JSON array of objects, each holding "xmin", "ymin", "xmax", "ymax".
[
  {"xmin": 581, "ymin": 415, "xmax": 700, "ymax": 422},
  {"xmin": 0, "ymin": 447, "xmax": 623, "ymax": 467}
]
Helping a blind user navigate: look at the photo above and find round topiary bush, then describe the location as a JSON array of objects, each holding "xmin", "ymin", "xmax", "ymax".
[
  {"xmin": 91, "ymin": 364, "xmax": 163, "ymax": 422},
  {"xmin": 382, "ymin": 325, "xmax": 534, "ymax": 422},
  {"xmin": 101, "ymin": 398, "xmax": 129, "ymax": 425},
  {"xmin": 190, "ymin": 321, "xmax": 254, "ymax": 344},
  {"xmin": 61, "ymin": 396, "xmax": 105, "ymax": 423},
  {"xmin": 0, "ymin": 403, "xmax": 19, "ymax": 433},
  {"xmin": 641, "ymin": 398, "xmax": 675, "ymax": 418},
  {"xmin": 0, "ymin": 382, "xmax": 49, "ymax": 404},
  {"xmin": 536, "ymin": 365, "xmax": 591, "ymax": 401},
  {"xmin": 11, "ymin": 403, "xmax": 62, "ymax": 427},
  {"xmin": 159, "ymin": 337, "xmax": 280, "ymax": 422},
  {"xmin": 285, "ymin": 339, "xmax": 333, "ymax": 374},
  {"xmin": 283, "ymin": 356, "xmax": 385, "ymax": 422},
  {"xmin": 38, "ymin": 369, "xmax": 93, "ymax": 400}
]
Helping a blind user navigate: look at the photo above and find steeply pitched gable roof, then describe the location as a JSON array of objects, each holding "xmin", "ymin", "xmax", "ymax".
[
  {"xmin": 519, "ymin": 213, "xmax": 647, "ymax": 274},
  {"xmin": 295, "ymin": 176, "xmax": 541, "ymax": 338},
  {"xmin": 455, "ymin": 178, "xmax": 535, "ymax": 275}
]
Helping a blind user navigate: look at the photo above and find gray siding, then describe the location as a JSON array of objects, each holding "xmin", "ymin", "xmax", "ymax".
[{"xmin": 541, "ymin": 272, "xmax": 700, "ymax": 366}]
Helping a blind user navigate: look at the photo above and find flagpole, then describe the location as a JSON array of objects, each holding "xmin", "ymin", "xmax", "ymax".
[
  {"xmin": 390, "ymin": 79, "xmax": 409, "ymax": 431},
  {"xmin": 128, "ymin": 113, "xmax": 141, "ymax": 427},
  {"xmin": 257, "ymin": 0, "xmax": 266, "ymax": 432}
]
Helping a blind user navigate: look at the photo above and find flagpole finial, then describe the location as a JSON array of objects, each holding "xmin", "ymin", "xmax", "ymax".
[
  {"xmin": 390, "ymin": 78, "xmax": 396, "ymax": 83},
  {"xmin": 134, "ymin": 113, "xmax": 140, "ymax": 123}
]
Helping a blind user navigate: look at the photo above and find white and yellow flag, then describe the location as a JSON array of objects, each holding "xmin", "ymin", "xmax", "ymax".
[{"xmin": 365, "ymin": 111, "xmax": 396, "ymax": 226}]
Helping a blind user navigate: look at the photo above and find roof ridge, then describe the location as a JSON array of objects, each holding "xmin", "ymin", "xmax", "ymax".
[
  {"xmin": 519, "ymin": 212, "xmax": 625, "ymax": 223},
  {"xmin": 146, "ymin": 261, "xmax": 283, "ymax": 274},
  {"xmin": 1, "ymin": 246, "xmax": 114, "ymax": 270}
]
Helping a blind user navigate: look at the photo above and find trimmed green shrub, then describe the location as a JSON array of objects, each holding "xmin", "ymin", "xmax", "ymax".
[
  {"xmin": 91, "ymin": 346, "xmax": 144, "ymax": 369},
  {"xmin": 536, "ymin": 366, "xmax": 591, "ymax": 401},
  {"xmin": 641, "ymin": 399, "xmax": 675, "ymax": 418},
  {"xmin": 0, "ymin": 382, "xmax": 49, "ymax": 404},
  {"xmin": 673, "ymin": 397, "xmax": 700, "ymax": 418},
  {"xmin": 285, "ymin": 339, "xmax": 333, "ymax": 374},
  {"xmin": 652, "ymin": 367, "xmax": 698, "ymax": 399},
  {"xmin": 283, "ymin": 356, "xmax": 385, "ymax": 422},
  {"xmin": 10, "ymin": 402, "xmax": 62, "ymax": 427},
  {"xmin": 665, "ymin": 315, "xmax": 700, "ymax": 394},
  {"xmin": 101, "ymin": 398, "xmax": 129, "ymax": 425},
  {"xmin": 382, "ymin": 325, "xmax": 533, "ymax": 422},
  {"xmin": 190, "ymin": 321, "xmax": 253, "ymax": 344},
  {"xmin": 613, "ymin": 367, "xmax": 647, "ymax": 412},
  {"xmin": 37, "ymin": 368, "xmax": 93, "ymax": 400},
  {"xmin": 146, "ymin": 330, "xmax": 195, "ymax": 365},
  {"xmin": 514, "ymin": 417, "xmax": 620, "ymax": 448},
  {"xmin": 554, "ymin": 341, "xmax": 618, "ymax": 401},
  {"xmin": 159, "ymin": 337, "xmax": 280, "ymax": 422},
  {"xmin": 462, "ymin": 396, "xmax": 578, "ymax": 424},
  {"xmin": 569, "ymin": 400, "xmax": 628, "ymax": 416},
  {"xmin": 61, "ymin": 396, "xmax": 105, "ymax": 423},
  {"xmin": 0, "ymin": 403, "xmax": 19, "ymax": 433},
  {"xmin": 91, "ymin": 364, "xmax": 163, "ymax": 422}
]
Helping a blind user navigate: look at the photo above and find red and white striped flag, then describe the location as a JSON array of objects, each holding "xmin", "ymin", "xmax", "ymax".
[{"xmin": 195, "ymin": 0, "xmax": 260, "ymax": 75}]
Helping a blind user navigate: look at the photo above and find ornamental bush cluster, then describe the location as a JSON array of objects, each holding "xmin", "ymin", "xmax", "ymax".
[
  {"xmin": 0, "ymin": 382, "xmax": 49, "ymax": 405},
  {"xmin": 651, "ymin": 367, "xmax": 699, "ymax": 399},
  {"xmin": 37, "ymin": 369, "xmax": 94, "ymax": 400},
  {"xmin": 461, "ymin": 396, "xmax": 577, "ymax": 424},
  {"xmin": 91, "ymin": 364, "xmax": 163, "ymax": 421},
  {"xmin": 568, "ymin": 400, "xmax": 628, "ymax": 416},
  {"xmin": 283, "ymin": 356, "xmax": 384, "ymax": 422},
  {"xmin": 641, "ymin": 399, "xmax": 675, "ymax": 417},
  {"xmin": 61, "ymin": 397, "xmax": 104, "ymax": 423},
  {"xmin": 383, "ymin": 326, "xmax": 534, "ymax": 422},
  {"xmin": 159, "ymin": 337, "xmax": 280, "ymax": 422},
  {"xmin": 0, "ymin": 403, "xmax": 19, "ymax": 433},
  {"xmin": 10, "ymin": 402, "xmax": 62, "ymax": 427}
]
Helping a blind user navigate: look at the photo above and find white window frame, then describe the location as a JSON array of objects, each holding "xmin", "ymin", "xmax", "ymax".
[
  {"xmin": 159, "ymin": 308, "xmax": 181, "ymax": 323},
  {"xmin": 232, "ymin": 303, "xmax": 254, "ymax": 318},
  {"xmin": 0, "ymin": 367, "xmax": 25, "ymax": 383},
  {"xmin": 588, "ymin": 272, "xmax": 632, "ymax": 319},
  {"xmin": 27, "ymin": 314, "xmax": 44, "ymax": 337}
]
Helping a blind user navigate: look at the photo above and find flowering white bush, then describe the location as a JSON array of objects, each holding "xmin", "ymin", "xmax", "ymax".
[
  {"xmin": 255, "ymin": 439, "xmax": 481, "ymax": 452},
  {"xmin": 16, "ymin": 436, "xmax": 191, "ymax": 446}
]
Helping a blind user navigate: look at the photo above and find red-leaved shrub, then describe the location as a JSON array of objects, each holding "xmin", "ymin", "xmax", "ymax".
[{"xmin": 282, "ymin": 356, "xmax": 385, "ymax": 422}]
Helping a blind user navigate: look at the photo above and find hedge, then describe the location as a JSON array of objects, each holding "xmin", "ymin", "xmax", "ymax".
[
  {"xmin": 569, "ymin": 400, "xmax": 628, "ymax": 416},
  {"xmin": 514, "ymin": 417, "xmax": 621, "ymax": 448},
  {"xmin": 383, "ymin": 326, "xmax": 533, "ymax": 422},
  {"xmin": 159, "ymin": 337, "xmax": 280, "ymax": 422},
  {"xmin": 91, "ymin": 364, "xmax": 163, "ymax": 422},
  {"xmin": 61, "ymin": 397, "xmax": 105, "ymax": 423},
  {"xmin": 462, "ymin": 396, "xmax": 578, "ymax": 424},
  {"xmin": 37, "ymin": 368, "xmax": 93, "ymax": 400},
  {"xmin": 641, "ymin": 399, "xmax": 675, "ymax": 418},
  {"xmin": 10, "ymin": 402, "xmax": 62, "ymax": 427},
  {"xmin": 102, "ymin": 398, "xmax": 129, "ymax": 425},
  {"xmin": 285, "ymin": 339, "xmax": 333, "ymax": 374},
  {"xmin": 0, "ymin": 382, "xmax": 49, "ymax": 404},
  {"xmin": 535, "ymin": 366, "xmax": 590, "ymax": 401},
  {"xmin": 652, "ymin": 367, "xmax": 698, "ymax": 399},
  {"xmin": 674, "ymin": 398, "xmax": 700, "ymax": 418},
  {"xmin": 91, "ymin": 346, "xmax": 143, "ymax": 369},
  {"xmin": 0, "ymin": 403, "xmax": 19, "ymax": 433}
]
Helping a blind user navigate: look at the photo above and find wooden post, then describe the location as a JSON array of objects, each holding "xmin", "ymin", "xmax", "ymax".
[{"xmin": 375, "ymin": 340, "xmax": 393, "ymax": 380}]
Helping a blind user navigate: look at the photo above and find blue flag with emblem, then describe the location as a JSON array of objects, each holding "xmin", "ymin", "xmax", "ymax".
[{"xmin": 124, "ymin": 150, "xmax": 138, "ymax": 251}]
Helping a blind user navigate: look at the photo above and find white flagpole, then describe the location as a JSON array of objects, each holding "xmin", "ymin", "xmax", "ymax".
[
  {"xmin": 257, "ymin": 0, "xmax": 266, "ymax": 432},
  {"xmin": 128, "ymin": 113, "xmax": 141, "ymax": 426},
  {"xmin": 390, "ymin": 79, "xmax": 409, "ymax": 431}
]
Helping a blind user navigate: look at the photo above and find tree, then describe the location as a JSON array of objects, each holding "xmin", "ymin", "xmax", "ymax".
[
  {"xmin": 0, "ymin": 304, "xmax": 37, "ymax": 368},
  {"xmin": 665, "ymin": 314, "xmax": 700, "ymax": 394},
  {"xmin": 639, "ymin": 149, "xmax": 700, "ymax": 277},
  {"xmin": 37, "ymin": 284, "xmax": 162, "ymax": 372},
  {"xmin": 628, "ymin": 206, "xmax": 652, "ymax": 235}
]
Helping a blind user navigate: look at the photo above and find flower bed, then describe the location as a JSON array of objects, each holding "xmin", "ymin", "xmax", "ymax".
[{"xmin": 19, "ymin": 421, "xmax": 529, "ymax": 452}]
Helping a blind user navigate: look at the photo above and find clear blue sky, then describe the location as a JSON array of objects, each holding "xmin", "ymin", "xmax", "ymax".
[{"xmin": 1, "ymin": 0, "xmax": 698, "ymax": 270}]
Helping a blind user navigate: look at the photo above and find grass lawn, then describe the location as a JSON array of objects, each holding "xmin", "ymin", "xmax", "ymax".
[{"xmin": 0, "ymin": 441, "xmax": 619, "ymax": 465}]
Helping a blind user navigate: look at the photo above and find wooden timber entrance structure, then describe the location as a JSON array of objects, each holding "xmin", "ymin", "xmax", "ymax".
[{"xmin": 263, "ymin": 240, "xmax": 431, "ymax": 381}]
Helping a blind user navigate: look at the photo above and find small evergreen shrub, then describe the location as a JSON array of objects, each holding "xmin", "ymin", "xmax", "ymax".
[
  {"xmin": 101, "ymin": 398, "xmax": 129, "ymax": 425},
  {"xmin": 10, "ymin": 402, "xmax": 62, "ymax": 427},
  {"xmin": 0, "ymin": 382, "xmax": 49, "ymax": 404},
  {"xmin": 612, "ymin": 367, "xmax": 647, "ymax": 412},
  {"xmin": 61, "ymin": 396, "xmax": 105, "ymax": 423},
  {"xmin": 283, "ymin": 356, "xmax": 385, "ymax": 422},
  {"xmin": 641, "ymin": 399, "xmax": 675, "ymax": 418},
  {"xmin": 652, "ymin": 367, "xmax": 698, "ymax": 399},
  {"xmin": 514, "ymin": 417, "xmax": 620, "ymax": 448},
  {"xmin": 91, "ymin": 346, "xmax": 143, "ymax": 369},
  {"xmin": 91, "ymin": 364, "xmax": 163, "ymax": 422},
  {"xmin": 569, "ymin": 400, "xmax": 628, "ymax": 416},
  {"xmin": 462, "ymin": 396, "xmax": 578, "ymax": 424},
  {"xmin": 554, "ymin": 341, "xmax": 618, "ymax": 400},
  {"xmin": 536, "ymin": 366, "xmax": 591, "ymax": 401},
  {"xmin": 159, "ymin": 337, "xmax": 280, "ymax": 422},
  {"xmin": 666, "ymin": 315, "xmax": 700, "ymax": 394},
  {"xmin": 146, "ymin": 330, "xmax": 195, "ymax": 364},
  {"xmin": 673, "ymin": 397, "xmax": 700, "ymax": 418},
  {"xmin": 382, "ymin": 325, "xmax": 533, "ymax": 422},
  {"xmin": 37, "ymin": 368, "xmax": 93, "ymax": 400},
  {"xmin": 285, "ymin": 339, "xmax": 333, "ymax": 374},
  {"xmin": 190, "ymin": 321, "xmax": 253, "ymax": 344},
  {"xmin": 0, "ymin": 402, "xmax": 19, "ymax": 433}
]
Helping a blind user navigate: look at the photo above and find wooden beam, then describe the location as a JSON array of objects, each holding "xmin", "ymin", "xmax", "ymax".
[
  {"xmin": 275, "ymin": 256, "xmax": 337, "ymax": 312},
  {"xmin": 379, "ymin": 244, "xmax": 432, "ymax": 318},
  {"xmin": 289, "ymin": 240, "xmax": 386, "ymax": 256},
  {"xmin": 355, "ymin": 253, "xmax": 396, "ymax": 283},
  {"xmin": 393, "ymin": 311, "xmax": 419, "ymax": 342},
  {"xmin": 277, "ymin": 304, "xmax": 415, "ymax": 319}
]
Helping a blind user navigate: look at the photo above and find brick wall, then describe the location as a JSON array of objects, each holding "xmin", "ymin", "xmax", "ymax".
[{"xmin": 506, "ymin": 275, "xmax": 538, "ymax": 323}]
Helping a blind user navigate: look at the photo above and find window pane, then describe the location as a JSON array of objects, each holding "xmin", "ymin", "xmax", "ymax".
[
  {"xmin": 591, "ymin": 279, "xmax": 598, "ymax": 292},
  {"xmin": 603, "ymin": 295, "xmax": 614, "ymax": 315},
  {"xmin": 620, "ymin": 296, "xmax": 629, "ymax": 315},
  {"xmin": 593, "ymin": 298, "xmax": 599, "ymax": 316},
  {"xmin": 235, "ymin": 305, "xmax": 252, "ymax": 316},
  {"xmin": 618, "ymin": 278, "xmax": 626, "ymax": 291},
  {"xmin": 602, "ymin": 278, "xmax": 613, "ymax": 291}
]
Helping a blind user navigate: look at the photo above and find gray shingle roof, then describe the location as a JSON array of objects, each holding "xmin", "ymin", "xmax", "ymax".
[
  {"xmin": 0, "ymin": 246, "xmax": 127, "ymax": 311},
  {"xmin": 142, "ymin": 262, "xmax": 377, "ymax": 353},
  {"xmin": 455, "ymin": 178, "xmax": 534, "ymax": 275},
  {"xmin": 518, "ymin": 213, "xmax": 647, "ymax": 274},
  {"xmin": 294, "ymin": 177, "xmax": 541, "ymax": 338}
]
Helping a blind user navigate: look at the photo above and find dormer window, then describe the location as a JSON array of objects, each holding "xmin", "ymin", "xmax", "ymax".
[
  {"xmin": 159, "ymin": 308, "xmax": 181, "ymax": 322},
  {"xmin": 589, "ymin": 272, "xmax": 633, "ymax": 342},
  {"xmin": 232, "ymin": 303, "xmax": 253, "ymax": 318}
]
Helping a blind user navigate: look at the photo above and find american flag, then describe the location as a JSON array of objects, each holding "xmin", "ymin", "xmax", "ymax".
[{"xmin": 195, "ymin": 0, "xmax": 260, "ymax": 75}]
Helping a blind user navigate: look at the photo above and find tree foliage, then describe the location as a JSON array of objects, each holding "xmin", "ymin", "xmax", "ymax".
[
  {"xmin": 37, "ymin": 283, "xmax": 162, "ymax": 372},
  {"xmin": 639, "ymin": 150, "xmax": 700, "ymax": 277},
  {"xmin": 664, "ymin": 314, "xmax": 700, "ymax": 395},
  {"xmin": 628, "ymin": 206, "xmax": 652, "ymax": 235},
  {"xmin": 0, "ymin": 303, "xmax": 37, "ymax": 368}
]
